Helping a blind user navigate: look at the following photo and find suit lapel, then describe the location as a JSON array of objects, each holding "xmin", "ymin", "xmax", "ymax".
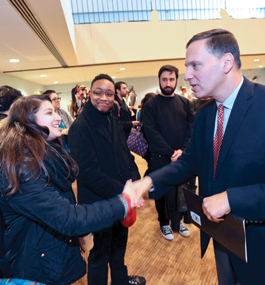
[
  {"xmin": 84, "ymin": 101, "xmax": 113, "ymax": 144},
  {"xmin": 94, "ymin": 122, "xmax": 112, "ymax": 144},
  {"xmin": 215, "ymin": 78, "xmax": 254, "ymax": 178},
  {"xmin": 112, "ymin": 115, "xmax": 123, "ymax": 148},
  {"xmin": 205, "ymin": 102, "xmax": 217, "ymax": 193}
]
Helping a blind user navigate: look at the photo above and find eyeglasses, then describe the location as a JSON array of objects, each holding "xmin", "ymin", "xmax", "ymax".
[
  {"xmin": 51, "ymin": 97, "xmax": 61, "ymax": 102},
  {"xmin": 91, "ymin": 90, "xmax": 114, "ymax": 97}
]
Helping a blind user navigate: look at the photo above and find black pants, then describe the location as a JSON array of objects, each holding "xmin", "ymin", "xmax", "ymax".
[
  {"xmin": 150, "ymin": 152, "xmax": 189, "ymax": 230},
  {"xmin": 213, "ymin": 240, "xmax": 240, "ymax": 285},
  {"xmin": 88, "ymin": 222, "xmax": 129, "ymax": 285}
]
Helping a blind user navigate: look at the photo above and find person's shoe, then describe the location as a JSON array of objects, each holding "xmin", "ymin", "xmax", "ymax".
[
  {"xmin": 128, "ymin": 275, "xmax": 146, "ymax": 285},
  {"xmin": 160, "ymin": 225, "xmax": 174, "ymax": 240},
  {"xmin": 179, "ymin": 221, "xmax": 190, "ymax": 237}
]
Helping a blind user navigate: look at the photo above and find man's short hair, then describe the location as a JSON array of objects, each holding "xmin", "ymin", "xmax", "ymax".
[
  {"xmin": 114, "ymin": 81, "xmax": 127, "ymax": 94},
  {"xmin": 91, "ymin": 74, "xmax": 115, "ymax": 88},
  {"xmin": 186, "ymin": 29, "xmax": 241, "ymax": 69},
  {"xmin": 158, "ymin": 65, "xmax": 179, "ymax": 79},
  {"xmin": 0, "ymin": 85, "xmax": 23, "ymax": 112}
]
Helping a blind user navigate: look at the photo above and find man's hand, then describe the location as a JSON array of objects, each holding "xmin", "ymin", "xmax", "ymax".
[
  {"xmin": 171, "ymin": 149, "xmax": 183, "ymax": 162},
  {"xmin": 132, "ymin": 177, "xmax": 153, "ymax": 206},
  {"xmin": 132, "ymin": 121, "xmax": 140, "ymax": 127},
  {"xmin": 122, "ymin": 179, "xmax": 144, "ymax": 208},
  {"xmin": 202, "ymin": 191, "xmax": 231, "ymax": 223}
]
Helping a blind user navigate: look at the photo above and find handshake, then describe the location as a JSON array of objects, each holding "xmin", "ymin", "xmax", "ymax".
[
  {"xmin": 122, "ymin": 177, "xmax": 153, "ymax": 209},
  {"xmin": 120, "ymin": 177, "xmax": 153, "ymax": 228}
]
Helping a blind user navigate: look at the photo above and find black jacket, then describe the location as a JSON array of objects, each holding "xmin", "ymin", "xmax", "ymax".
[
  {"xmin": 113, "ymin": 95, "xmax": 133, "ymax": 139},
  {"xmin": 0, "ymin": 146, "xmax": 126, "ymax": 284},
  {"xmin": 69, "ymin": 100, "xmax": 140, "ymax": 205}
]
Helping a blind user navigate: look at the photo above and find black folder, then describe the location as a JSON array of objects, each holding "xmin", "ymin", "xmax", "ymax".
[{"xmin": 182, "ymin": 188, "xmax": 247, "ymax": 263}]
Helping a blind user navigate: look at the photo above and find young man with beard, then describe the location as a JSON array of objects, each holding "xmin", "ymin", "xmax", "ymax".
[
  {"xmin": 143, "ymin": 65, "xmax": 194, "ymax": 240},
  {"xmin": 114, "ymin": 81, "xmax": 139, "ymax": 139},
  {"xmin": 68, "ymin": 74, "xmax": 145, "ymax": 285}
]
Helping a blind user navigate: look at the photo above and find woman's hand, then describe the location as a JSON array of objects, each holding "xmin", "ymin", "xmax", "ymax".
[{"xmin": 123, "ymin": 179, "xmax": 144, "ymax": 208}]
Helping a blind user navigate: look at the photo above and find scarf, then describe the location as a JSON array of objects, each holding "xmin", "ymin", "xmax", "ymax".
[{"xmin": 43, "ymin": 141, "xmax": 76, "ymax": 192}]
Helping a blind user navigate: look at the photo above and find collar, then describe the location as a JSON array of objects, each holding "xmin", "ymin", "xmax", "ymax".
[{"xmin": 216, "ymin": 77, "xmax": 244, "ymax": 110}]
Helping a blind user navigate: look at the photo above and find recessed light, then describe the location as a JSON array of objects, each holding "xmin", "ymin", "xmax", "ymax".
[
  {"xmin": 111, "ymin": 76, "xmax": 116, "ymax": 79},
  {"xmin": 120, "ymin": 68, "xmax": 125, "ymax": 70},
  {"xmin": 259, "ymin": 65, "xmax": 263, "ymax": 68},
  {"xmin": 40, "ymin": 74, "xmax": 46, "ymax": 77},
  {"xmin": 254, "ymin": 59, "xmax": 260, "ymax": 62},
  {"xmin": 54, "ymin": 81, "xmax": 58, "ymax": 84},
  {"xmin": 9, "ymin": 59, "xmax": 20, "ymax": 63}
]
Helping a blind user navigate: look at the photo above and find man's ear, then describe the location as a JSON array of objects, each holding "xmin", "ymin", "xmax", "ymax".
[{"xmin": 223, "ymin": 53, "xmax": 234, "ymax": 74}]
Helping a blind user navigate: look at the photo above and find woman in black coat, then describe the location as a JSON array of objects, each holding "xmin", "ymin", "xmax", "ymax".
[{"xmin": 0, "ymin": 95, "xmax": 137, "ymax": 285}]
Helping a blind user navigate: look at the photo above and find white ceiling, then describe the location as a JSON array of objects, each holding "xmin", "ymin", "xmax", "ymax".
[{"xmin": 0, "ymin": 0, "xmax": 264, "ymax": 86}]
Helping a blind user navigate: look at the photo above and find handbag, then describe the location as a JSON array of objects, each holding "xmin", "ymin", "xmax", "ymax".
[{"xmin": 127, "ymin": 124, "xmax": 148, "ymax": 157}]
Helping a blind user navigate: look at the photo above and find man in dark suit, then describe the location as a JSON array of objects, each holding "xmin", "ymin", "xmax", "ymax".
[
  {"xmin": 68, "ymin": 74, "xmax": 145, "ymax": 285},
  {"xmin": 133, "ymin": 29, "xmax": 265, "ymax": 284},
  {"xmin": 114, "ymin": 81, "xmax": 139, "ymax": 139}
]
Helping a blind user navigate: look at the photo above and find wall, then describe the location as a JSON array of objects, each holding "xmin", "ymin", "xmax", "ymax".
[
  {"xmin": 74, "ymin": 11, "xmax": 265, "ymax": 66},
  {"xmin": 0, "ymin": 72, "xmax": 44, "ymax": 96}
]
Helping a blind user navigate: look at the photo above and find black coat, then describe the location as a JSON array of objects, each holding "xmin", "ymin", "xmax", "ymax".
[
  {"xmin": 0, "ymin": 148, "xmax": 126, "ymax": 284},
  {"xmin": 68, "ymin": 100, "xmax": 140, "ymax": 205}
]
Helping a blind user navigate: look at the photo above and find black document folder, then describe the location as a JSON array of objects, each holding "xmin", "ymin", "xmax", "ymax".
[{"xmin": 182, "ymin": 188, "xmax": 247, "ymax": 263}]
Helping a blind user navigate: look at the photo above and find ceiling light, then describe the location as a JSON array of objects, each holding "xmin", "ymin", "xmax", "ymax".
[
  {"xmin": 9, "ymin": 59, "xmax": 20, "ymax": 63},
  {"xmin": 54, "ymin": 81, "xmax": 58, "ymax": 84},
  {"xmin": 254, "ymin": 59, "xmax": 260, "ymax": 62},
  {"xmin": 40, "ymin": 74, "xmax": 46, "ymax": 77},
  {"xmin": 111, "ymin": 76, "xmax": 116, "ymax": 79},
  {"xmin": 259, "ymin": 65, "xmax": 263, "ymax": 68},
  {"xmin": 120, "ymin": 68, "xmax": 125, "ymax": 70}
]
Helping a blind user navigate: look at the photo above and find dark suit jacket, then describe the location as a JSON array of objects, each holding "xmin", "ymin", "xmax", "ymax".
[
  {"xmin": 68, "ymin": 100, "xmax": 140, "ymax": 205},
  {"xmin": 149, "ymin": 77, "xmax": 265, "ymax": 283}
]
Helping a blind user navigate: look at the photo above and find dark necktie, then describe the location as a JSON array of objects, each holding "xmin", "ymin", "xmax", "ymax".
[{"xmin": 213, "ymin": 104, "xmax": 224, "ymax": 180}]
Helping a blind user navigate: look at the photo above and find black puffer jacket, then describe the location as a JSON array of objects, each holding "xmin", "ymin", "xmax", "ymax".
[{"xmin": 0, "ymin": 143, "xmax": 125, "ymax": 285}]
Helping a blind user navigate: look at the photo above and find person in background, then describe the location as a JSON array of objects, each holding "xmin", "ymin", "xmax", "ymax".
[
  {"xmin": 114, "ymin": 81, "xmax": 139, "ymax": 139},
  {"xmin": 139, "ymin": 92, "xmax": 156, "ymax": 176},
  {"xmin": 179, "ymin": 86, "xmax": 189, "ymax": 99},
  {"xmin": 143, "ymin": 65, "xmax": 194, "ymax": 240},
  {"xmin": 0, "ymin": 95, "xmax": 138, "ymax": 284},
  {"xmin": 68, "ymin": 74, "xmax": 145, "ymax": 285},
  {"xmin": 0, "ymin": 85, "xmax": 22, "ymax": 122},
  {"xmin": 127, "ymin": 86, "xmax": 138, "ymax": 120},
  {"xmin": 43, "ymin": 90, "xmax": 72, "ymax": 153},
  {"xmin": 252, "ymin": 76, "xmax": 258, "ymax": 83},
  {"xmin": 70, "ymin": 84, "xmax": 90, "ymax": 119}
]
